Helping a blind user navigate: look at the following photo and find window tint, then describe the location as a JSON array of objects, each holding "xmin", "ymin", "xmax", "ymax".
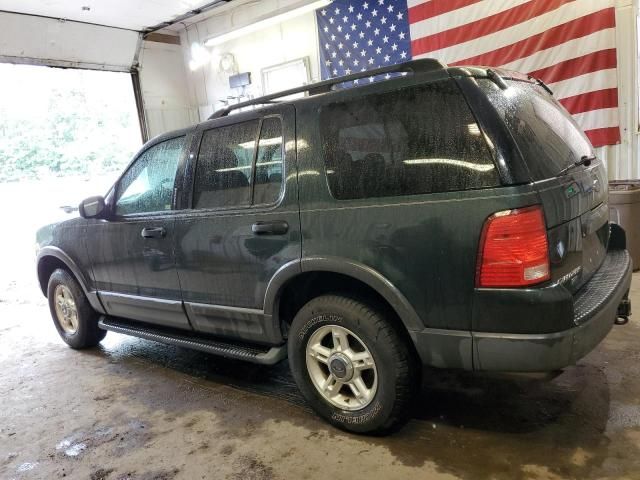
[
  {"xmin": 254, "ymin": 117, "xmax": 284, "ymax": 205},
  {"xmin": 320, "ymin": 80, "xmax": 499, "ymax": 200},
  {"xmin": 115, "ymin": 136, "xmax": 185, "ymax": 215},
  {"xmin": 194, "ymin": 120, "xmax": 259, "ymax": 209},
  {"xmin": 479, "ymin": 79, "xmax": 593, "ymax": 180}
]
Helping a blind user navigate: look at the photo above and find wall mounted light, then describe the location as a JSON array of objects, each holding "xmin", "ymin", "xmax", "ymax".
[{"xmin": 189, "ymin": 42, "xmax": 211, "ymax": 71}]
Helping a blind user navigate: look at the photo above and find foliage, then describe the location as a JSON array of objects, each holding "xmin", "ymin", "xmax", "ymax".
[{"xmin": 0, "ymin": 86, "xmax": 141, "ymax": 182}]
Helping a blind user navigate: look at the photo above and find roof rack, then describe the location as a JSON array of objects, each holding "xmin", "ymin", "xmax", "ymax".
[{"xmin": 208, "ymin": 58, "xmax": 447, "ymax": 119}]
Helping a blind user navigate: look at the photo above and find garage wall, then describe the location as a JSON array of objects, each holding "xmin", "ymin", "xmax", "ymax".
[
  {"xmin": 179, "ymin": 0, "xmax": 320, "ymax": 119},
  {"xmin": 597, "ymin": 0, "xmax": 640, "ymax": 180},
  {"xmin": 137, "ymin": 39, "xmax": 199, "ymax": 139},
  {"xmin": 0, "ymin": 11, "xmax": 140, "ymax": 71}
]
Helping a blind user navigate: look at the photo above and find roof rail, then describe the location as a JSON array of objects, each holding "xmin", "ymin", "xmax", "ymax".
[{"xmin": 208, "ymin": 58, "xmax": 447, "ymax": 119}]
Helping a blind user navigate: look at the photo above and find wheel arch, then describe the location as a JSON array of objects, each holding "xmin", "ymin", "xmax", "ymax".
[
  {"xmin": 264, "ymin": 257, "xmax": 424, "ymax": 335},
  {"xmin": 36, "ymin": 247, "xmax": 105, "ymax": 313}
]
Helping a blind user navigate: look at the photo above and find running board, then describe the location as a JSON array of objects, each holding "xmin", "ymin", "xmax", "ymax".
[{"xmin": 98, "ymin": 316, "xmax": 287, "ymax": 365}]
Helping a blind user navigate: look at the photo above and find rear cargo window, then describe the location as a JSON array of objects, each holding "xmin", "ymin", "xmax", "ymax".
[
  {"xmin": 320, "ymin": 80, "xmax": 499, "ymax": 200},
  {"xmin": 478, "ymin": 79, "xmax": 593, "ymax": 181}
]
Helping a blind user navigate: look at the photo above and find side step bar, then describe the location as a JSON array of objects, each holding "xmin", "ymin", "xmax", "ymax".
[{"xmin": 98, "ymin": 316, "xmax": 287, "ymax": 365}]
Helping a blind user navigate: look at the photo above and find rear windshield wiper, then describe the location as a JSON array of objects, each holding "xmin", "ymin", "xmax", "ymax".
[{"xmin": 557, "ymin": 155, "xmax": 596, "ymax": 176}]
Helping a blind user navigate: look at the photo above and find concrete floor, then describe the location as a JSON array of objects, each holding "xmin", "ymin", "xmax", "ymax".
[{"xmin": 2, "ymin": 276, "xmax": 640, "ymax": 480}]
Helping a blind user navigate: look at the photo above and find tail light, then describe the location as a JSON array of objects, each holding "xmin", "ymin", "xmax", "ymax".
[{"xmin": 476, "ymin": 205, "xmax": 550, "ymax": 288}]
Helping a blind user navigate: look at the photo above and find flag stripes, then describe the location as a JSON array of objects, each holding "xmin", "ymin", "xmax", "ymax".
[{"xmin": 408, "ymin": 0, "xmax": 620, "ymax": 147}]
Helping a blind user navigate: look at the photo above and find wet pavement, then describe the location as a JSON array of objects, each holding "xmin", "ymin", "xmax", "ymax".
[{"xmin": 2, "ymin": 276, "xmax": 640, "ymax": 479}]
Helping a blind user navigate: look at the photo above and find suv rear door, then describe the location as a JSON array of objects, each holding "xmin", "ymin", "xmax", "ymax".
[{"xmin": 174, "ymin": 105, "xmax": 300, "ymax": 344}]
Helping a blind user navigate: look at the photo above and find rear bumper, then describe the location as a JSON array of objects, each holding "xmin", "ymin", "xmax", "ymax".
[{"xmin": 472, "ymin": 249, "xmax": 632, "ymax": 372}]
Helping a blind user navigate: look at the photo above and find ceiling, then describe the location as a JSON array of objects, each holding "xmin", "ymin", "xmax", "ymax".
[{"xmin": 0, "ymin": 0, "xmax": 222, "ymax": 31}]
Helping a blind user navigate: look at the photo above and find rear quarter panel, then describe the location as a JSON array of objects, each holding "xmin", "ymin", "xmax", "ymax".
[{"xmin": 295, "ymin": 103, "xmax": 542, "ymax": 332}]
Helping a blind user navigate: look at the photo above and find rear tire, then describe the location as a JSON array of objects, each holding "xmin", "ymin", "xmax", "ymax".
[
  {"xmin": 47, "ymin": 269, "xmax": 106, "ymax": 349},
  {"xmin": 288, "ymin": 294, "xmax": 418, "ymax": 435}
]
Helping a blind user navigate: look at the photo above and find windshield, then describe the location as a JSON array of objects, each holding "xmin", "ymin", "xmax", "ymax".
[{"xmin": 479, "ymin": 78, "xmax": 594, "ymax": 180}]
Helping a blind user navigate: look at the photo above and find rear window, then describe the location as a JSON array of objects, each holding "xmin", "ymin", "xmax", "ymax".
[
  {"xmin": 478, "ymin": 79, "xmax": 593, "ymax": 180},
  {"xmin": 320, "ymin": 80, "xmax": 499, "ymax": 200}
]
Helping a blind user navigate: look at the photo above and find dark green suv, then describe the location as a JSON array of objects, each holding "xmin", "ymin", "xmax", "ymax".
[{"xmin": 36, "ymin": 60, "xmax": 632, "ymax": 434}]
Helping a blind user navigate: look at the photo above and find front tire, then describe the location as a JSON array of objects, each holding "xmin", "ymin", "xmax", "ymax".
[
  {"xmin": 288, "ymin": 295, "xmax": 418, "ymax": 435},
  {"xmin": 47, "ymin": 268, "xmax": 106, "ymax": 349}
]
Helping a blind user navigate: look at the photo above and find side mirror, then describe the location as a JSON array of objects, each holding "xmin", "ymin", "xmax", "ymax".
[{"xmin": 79, "ymin": 196, "xmax": 106, "ymax": 219}]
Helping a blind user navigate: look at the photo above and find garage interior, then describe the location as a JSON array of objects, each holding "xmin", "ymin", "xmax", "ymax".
[{"xmin": 2, "ymin": 0, "xmax": 640, "ymax": 479}]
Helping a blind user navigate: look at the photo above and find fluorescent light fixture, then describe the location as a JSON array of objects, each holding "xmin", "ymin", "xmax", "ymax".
[
  {"xmin": 205, "ymin": 0, "xmax": 331, "ymax": 47},
  {"xmin": 403, "ymin": 158, "xmax": 495, "ymax": 172}
]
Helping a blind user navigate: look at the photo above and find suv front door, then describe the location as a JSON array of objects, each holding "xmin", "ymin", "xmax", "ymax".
[
  {"xmin": 174, "ymin": 106, "xmax": 300, "ymax": 344},
  {"xmin": 87, "ymin": 132, "xmax": 192, "ymax": 329}
]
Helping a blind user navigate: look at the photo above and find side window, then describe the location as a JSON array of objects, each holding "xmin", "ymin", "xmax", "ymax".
[
  {"xmin": 115, "ymin": 136, "xmax": 185, "ymax": 215},
  {"xmin": 193, "ymin": 120, "xmax": 258, "ymax": 209},
  {"xmin": 320, "ymin": 80, "xmax": 500, "ymax": 200},
  {"xmin": 254, "ymin": 117, "xmax": 284, "ymax": 205}
]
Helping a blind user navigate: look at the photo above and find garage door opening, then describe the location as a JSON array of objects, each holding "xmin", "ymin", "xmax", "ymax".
[{"xmin": 0, "ymin": 63, "xmax": 143, "ymax": 304}]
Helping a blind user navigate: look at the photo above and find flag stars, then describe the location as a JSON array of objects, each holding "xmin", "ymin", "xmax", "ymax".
[
  {"xmin": 351, "ymin": 23, "xmax": 357, "ymax": 31},
  {"xmin": 338, "ymin": 42, "xmax": 344, "ymax": 49},
  {"xmin": 368, "ymin": 57, "xmax": 375, "ymax": 65},
  {"xmin": 352, "ymin": 41, "xmax": 359, "ymax": 48},
  {"xmin": 374, "ymin": 27, "xmax": 380, "ymax": 35},
  {"xmin": 334, "ymin": 7, "xmax": 340, "ymax": 14},
  {"xmin": 387, "ymin": 4, "xmax": 394, "ymax": 12},
  {"xmin": 381, "ymin": 16, "xmax": 387, "ymax": 24},
  {"xmin": 384, "ymin": 54, "xmax": 390, "ymax": 62},
  {"xmin": 331, "ymin": 51, "xmax": 337, "ymax": 58},
  {"xmin": 398, "ymin": 31, "xmax": 406, "ymax": 40},
  {"xmin": 329, "ymin": 17, "xmax": 334, "ymax": 24},
  {"xmin": 324, "ymin": 42, "xmax": 330, "ymax": 49},
  {"xmin": 345, "ymin": 68, "xmax": 351, "ymax": 74},
  {"xmin": 359, "ymin": 31, "xmax": 365, "ymax": 38},
  {"xmin": 325, "ymin": 59, "xmax": 331, "ymax": 66},
  {"xmin": 360, "ymin": 49, "xmax": 366, "ymax": 56},
  {"xmin": 389, "ymin": 23, "xmax": 396, "ymax": 32},
  {"xmin": 348, "ymin": 5, "xmax": 354, "ymax": 13},
  {"xmin": 369, "ymin": 76, "xmax": 374, "ymax": 83},
  {"xmin": 391, "ymin": 43, "xmax": 398, "ymax": 51},
  {"xmin": 356, "ymin": 12, "xmax": 363, "ymax": 20},
  {"xmin": 382, "ymin": 35, "xmax": 389, "ymax": 43},
  {"xmin": 371, "ymin": 9, "xmax": 378, "ymax": 16},
  {"xmin": 345, "ymin": 50, "xmax": 351, "ymax": 58},
  {"xmin": 333, "ymin": 68, "xmax": 338, "ymax": 75},
  {"xmin": 338, "ymin": 59, "xmax": 344, "ymax": 66},
  {"xmin": 345, "ymin": 33, "xmax": 351, "ymax": 40},
  {"xmin": 385, "ymin": 73, "xmax": 391, "ymax": 79},
  {"xmin": 331, "ymin": 34, "xmax": 336, "ymax": 41},
  {"xmin": 367, "ymin": 39, "xmax": 373, "ymax": 46},
  {"xmin": 400, "ymin": 51, "xmax": 407, "ymax": 59},
  {"xmin": 365, "ymin": 20, "xmax": 371, "ymax": 28},
  {"xmin": 378, "ymin": 0, "xmax": 384, "ymax": 5},
  {"xmin": 397, "ymin": 12, "xmax": 403, "ymax": 20},
  {"xmin": 321, "ymin": 9, "xmax": 327, "ymax": 16},
  {"xmin": 375, "ymin": 46, "xmax": 382, "ymax": 54},
  {"xmin": 354, "ymin": 59, "xmax": 359, "ymax": 66},
  {"xmin": 337, "ymin": 25, "xmax": 342, "ymax": 32},
  {"xmin": 363, "ymin": 2, "xmax": 368, "ymax": 9},
  {"xmin": 323, "ymin": 26, "xmax": 329, "ymax": 32}
]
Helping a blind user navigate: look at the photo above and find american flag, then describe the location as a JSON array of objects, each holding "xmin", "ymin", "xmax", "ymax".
[{"xmin": 317, "ymin": 0, "xmax": 620, "ymax": 148}]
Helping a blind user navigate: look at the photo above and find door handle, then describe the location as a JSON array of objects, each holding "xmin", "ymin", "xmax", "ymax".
[
  {"xmin": 252, "ymin": 221, "xmax": 289, "ymax": 235},
  {"xmin": 141, "ymin": 227, "xmax": 166, "ymax": 239}
]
